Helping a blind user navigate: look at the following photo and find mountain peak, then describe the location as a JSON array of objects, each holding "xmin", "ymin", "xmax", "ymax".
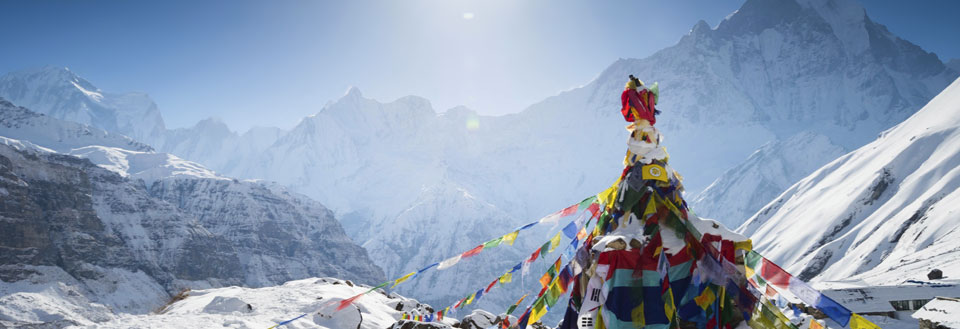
[
  {"xmin": 344, "ymin": 86, "xmax": 363, "ymax": 98},
  {"xmin": 691, "ymin": 19, "xmax": 712, "ymax": 34}
]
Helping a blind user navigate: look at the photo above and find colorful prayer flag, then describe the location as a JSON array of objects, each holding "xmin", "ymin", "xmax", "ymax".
[
  {"xmin": 529, "ymin": 297, "xmax": 548, "ymax": 324},
  {"xmin": 462, "ymin": 245, "xmax": 484, "ymax": 258},
  {"xmin": 500, "ymin": 272, "xmax": 513, "ymax": 284},
  {"xmin": 809, "ymin": 319, "xmax": 823, "ymax": 329},
  {"xmin": 503, "ymin": 231, "xmax": 519, "ymax": 245},
  {"xmin": 483, "ymin": 237, "xmax": 503, "ymax": 249},
  {"xmin": 437, "ymin": 255, "xmax": 461, "ymax": 270},
  {"xmin": 549, "ymin": 231, "xmax": 563, "ymax": 253},
  {"xmin": 336, "ymin": 294, "xmax": 363, "ymax": 311},
  {"xmin": 486, "ymin": 279, "xmax": 498, "ymax": 293},
  {"xmin": 641, "ymin": 164, "xmax": 668, "ymax": 182},
  {"xmin": 507, "ymin": 294, "xmax": 528, "ymax": 315},
  {"xmin": 815, "ymin": 293, "xmax": 852, "ymax": 327},
  {"xmin": 392, "ymin": 271, "xmax": 416, "ymax": 288},
  {"xmin": 560, "ymin": 203, "xmax": 578, "ymax": 217},
  {"xmin": 760, "ymin": 257, "xmax": 792, "ymax": 289},
  {"xmin": 562, "ymin": 221, "xmax": 579, "ymax": 239}
]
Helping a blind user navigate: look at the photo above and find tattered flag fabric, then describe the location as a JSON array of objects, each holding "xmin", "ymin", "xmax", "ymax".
[{"xmin": 438, "ymin": 255, "xmax": 462, "ymax": 270}]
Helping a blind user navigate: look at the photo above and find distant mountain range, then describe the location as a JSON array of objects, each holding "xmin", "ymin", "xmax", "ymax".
[{"xmin": 1, "ymin": 0, "xmax": 957, "ymax": 315}]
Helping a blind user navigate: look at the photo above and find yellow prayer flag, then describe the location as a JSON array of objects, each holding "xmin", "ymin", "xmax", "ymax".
[
  {"xmin": 548, "ymin": 231, "xmax": 562, "ymax": 253},
  {"xmin": 745, "ymin": 266, "xmax": 756, "ymax": 279},
  {"xmin": 641, "ymin": 164, "xmax": 668, "ymax": 182},
  {"xmin": 466, "ymin": 293, "xmax": 475, "ymax": 305},
  {"xmin": 735, "ymin": 239, "xmax": 753, "ymax": 251},
  {"xmin": 809, "ymin": 319, "xmax": 824, "ymax": 329},
  {"xmin": 499, "ymin": 272, "xmax": 512, "ymax": 284},
  {"xmin": 849, "ymin": 313, "xmax": 881, "ymax": 329},
  {"xmin": 643, "ymin": 198, "xmax": 657, "ymax": 218},
  {"xmin": 598, "ymin": 181, "xmax": 620, "ymax": 208},
  {"xmin": 391, "ymin": 271, "xmax": 416, "ymax": 288},
  {"xmin": 695, "ymin": 288, "xmax": 716, "ymax": 310},
  {"xmin": 502, "ymin": 231, "xmax": 519, "ymax": 245},
  {"xmin": 529, "ymin": 298, "xmax": 547, "ymax": 324}
]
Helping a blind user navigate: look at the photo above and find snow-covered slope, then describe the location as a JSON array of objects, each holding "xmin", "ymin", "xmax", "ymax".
[
  {"xmin": 692, "ymin": 131, "xmax": 845, "ymax": 227},
  {"xmin": 0, "ymin": 97, "xmax": 153, "ymax": 153},
  {"xmin": 0, "ymin": 66, "xmax": 166, "ymax": 144},
  {"xmin": 739, "ymin": 77, "xmax": 960, "ymax": 285}
]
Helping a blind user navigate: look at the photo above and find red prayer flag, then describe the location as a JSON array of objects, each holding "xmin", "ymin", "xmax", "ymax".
[
  {"xmin": 462, "ymin": 245, "xmax": 484, "ymax": 258},
  {"xmin": 336, "ymin": 294, "xmax": 363, "ymax": 310},
  {"xmin": 721, "ymin": 240, "xmax": 735, "ymax": 263},
  {"xmin": 560, "ymin": 204, "xmax": 578, "ymax": 217},
  {"xmin": 486, "ymin": 279, "xmax": 497, "ymax": 293},
  {"xmin": 527, "ymin": 247, "xmax": 541, "ymax": 263},
  {"xmin": 760, "ymin": 257, "xmax": 792, "ymax": 289},
  {"xmin": 765, "ymin": 284, "xmax": 778, "ymax": 298},
  {"xmin": 587, "ymin": 202, "xmax": 601, "ymax": 217}
]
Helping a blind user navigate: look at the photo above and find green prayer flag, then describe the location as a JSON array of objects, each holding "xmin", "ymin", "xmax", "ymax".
[
  {"xmin": 578, "ymin": 195, "xmax": 597, "ymax": 210},
  {"xmin": 745, "ymin": 251, "xmax": 762, "ymax": 269},
  {"xmin": 545, "ymin": 280, "xmax": 563, "ymax": 307},
  {"xmin": 483, "ymin": 237, "xmax": 503, "ymax": 249}
]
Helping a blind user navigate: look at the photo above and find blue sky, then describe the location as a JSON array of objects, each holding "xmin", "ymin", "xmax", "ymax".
[{"xmin": 1, "ymin": 0, "xmax": 958, "ymax": 131}]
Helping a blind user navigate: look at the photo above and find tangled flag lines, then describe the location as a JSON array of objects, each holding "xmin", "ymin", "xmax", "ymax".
[
  {"xmin": 268, "ymin": 195, "xmax": 599, "ymax": 328},
  {"xmin": 498, "ymin": 162, "xmax": 881, "ymax": 329},
  {"xmin": 406, "ymin": 200, "xmax": 601, "ymax": 323}
]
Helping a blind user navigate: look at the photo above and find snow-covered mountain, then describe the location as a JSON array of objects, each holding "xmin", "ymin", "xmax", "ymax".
[
  {"xmin": 739, "ymin": 77, "xmax": 960, "ymax": 285},
  {"xmin": 691, "ymin": 131, "xmax": 845, "ymax": 227},
  {"xmin": 2, "ymin": 0, "xmax": 956, "ymax": 313},
  {"xmin": 0, "ymin": 66, "xmax": 166, "ymax": 144},
  {"xmin": 0, "ymin": 105, "xmax": 384, "ymax": 326},
  {"xmin": 0, "ymin": 97, "xmax": 153, "ymax": 153}
]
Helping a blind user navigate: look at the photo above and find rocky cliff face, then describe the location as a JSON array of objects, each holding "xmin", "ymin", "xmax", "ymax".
[{"xmin": 0, "ymin": 133, "xmax": 384, "ymax": 325}]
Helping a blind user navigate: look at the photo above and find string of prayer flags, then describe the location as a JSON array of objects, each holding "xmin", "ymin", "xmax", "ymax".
[
  {"xmin": 539, "ymin": 202, "xmax": 581, "ymax": 225},
  {"xmin": 748, "ymin": 251, "xmax": 853, "ymax": 327}
]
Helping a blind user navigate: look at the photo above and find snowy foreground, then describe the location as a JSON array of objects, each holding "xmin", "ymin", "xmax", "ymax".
[{"xmin": 85, "ymin": 277, "xmax": 438, "ymax": 329}]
